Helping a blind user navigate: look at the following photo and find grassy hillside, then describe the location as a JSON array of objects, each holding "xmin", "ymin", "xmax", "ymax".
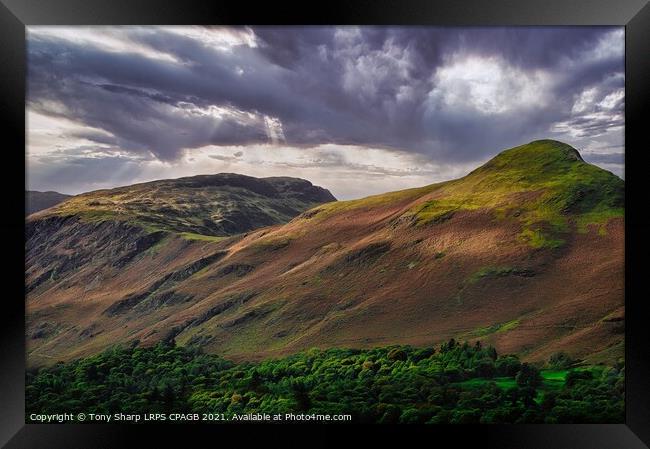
[
  {"xmin": 26, "ymin": 140, "xmax": 624, "ymax": 368},
  {"xmin": 29, "ymin": 173, "xmax": 336, "ymax": 236},
  {"xmin": 313, "ymin": 140, "xmax": 623, "ymax": 248}
]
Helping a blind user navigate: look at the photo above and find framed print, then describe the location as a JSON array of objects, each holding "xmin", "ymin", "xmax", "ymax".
[{"xmin": 1, "ymin": 0, "xmax": 649, "ymax": 447}]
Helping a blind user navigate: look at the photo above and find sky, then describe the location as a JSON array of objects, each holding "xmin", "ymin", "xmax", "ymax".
[{"xmin": 26, "ymin": 26, "xmax": 624, "ymax": 200}]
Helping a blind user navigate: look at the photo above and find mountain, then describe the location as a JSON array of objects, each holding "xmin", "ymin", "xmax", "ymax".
[
  {"xmin": 25, "ymin": 140, "xmax": 624, "ymax": 368},
  {"xmin": 29, "ymin": 173, "xmax": 336, "ymax": 236},
  {"xmin": 26, "ymin": 190, "xmax": 72, "ymax": 216}
]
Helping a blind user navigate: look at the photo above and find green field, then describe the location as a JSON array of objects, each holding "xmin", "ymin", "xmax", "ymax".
[{"xmin": 457, "ymin": 369, "xmax": 570, "ymax": 388}]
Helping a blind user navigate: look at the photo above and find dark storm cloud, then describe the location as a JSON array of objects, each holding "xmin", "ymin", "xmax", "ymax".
[
  {"xmin": 450, "ymin": 27, "xmax": 610, "ymax": 70},
  {"xmin": 27, "ymin": 26, "xmax": 624, "ymax": 164}
]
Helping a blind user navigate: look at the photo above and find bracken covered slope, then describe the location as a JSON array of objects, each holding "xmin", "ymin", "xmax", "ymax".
[{"xmin": 26, "ymin": 140, "xmax": 624, "ymax": 367}]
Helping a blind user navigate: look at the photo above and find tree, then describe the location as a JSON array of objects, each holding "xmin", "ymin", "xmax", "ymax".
[
  {"xmin": 540, "ymin": 391, "xmax": 557, "ymax": 412},
  {"xmin": 399, "ymin": 408, "xmax": 423, "ymax": 423},
  {"xmin": 515, "ymin": 363, "xmax": 542, "ymax": 388},
  {"xmin": 565, "ymin": 369, "xmax": 593, "ymax": 387},
  {"xmin": 441, "ymin": 338, "xmax": 457, "ymax": 353},
  {"xmin": 249, "ymin": 370, "xmax": 263, "ymax": 391},
  {"xmin": 85, "ymin": 364, "xmax": 99, "ymax": 381},
  {"xmin": 495, "ymin": 355, "xmax": 521, "ymax": 377},
  {"xmin": 387, "ymin": 348, "xmax": 407, "ymax": 361},
  {"xmin": 291, "ymin": 380, "xmax": 311, "ymax": 411},
  {"xmin": 475, "ymin": 359, "xmax": 495, "ymax": 378},
  {"xmin": 162, "ymin": 383, "xmax": 176, "ymax": 411},
  {"xmin": 25, "ymin": 340, "xmax": 624, "ymax": 424},
  {"xmin": 548, "ymin": 352, "xmax": 574, "ymax": 369}
]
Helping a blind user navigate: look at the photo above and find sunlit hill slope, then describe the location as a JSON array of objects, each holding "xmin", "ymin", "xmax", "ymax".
[{"xmin": 26, "ymin": 140, "xmax": 624, "ymax": 367}]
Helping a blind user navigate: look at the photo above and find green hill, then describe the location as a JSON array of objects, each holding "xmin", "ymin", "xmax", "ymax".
[
  {"xmin": 29, "ymin": 173, "xmax": 336, "ymax": 236},
  {"xmin": 26, "ymin": 140, "xmax": 624, "ymax": 369}
]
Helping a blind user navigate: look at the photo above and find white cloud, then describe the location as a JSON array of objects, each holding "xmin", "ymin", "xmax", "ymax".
[
  {"xmin": 337, "ymin": 33, "xmax": 419, "ymax": 108},
  {"xmin": 28, "ymin": 26, "xmax": 181, "ymax": 63},
  {"xmin": 571, "ymin": 87, "xmax": 598, "ymax": 114},
  {"xmin": 27, "ymin": 110, "xmax": 117, "ymax": 157},
  {"xmin": 27, "ymin": 142, "xmax": 477, "ymax": 199},
  {"xmin": 428, "ymin": 55, "xmax": 551, "ymax": 115},
  {"xmin": 598, "ymin": 89, "xmax": 624, "ymax": 110},
  {"xmin": 581, "ymin": 28, "xmax": 625, "ymax": 64},
  {"xmin": 164, "ymin": 26, "xmax": 258, "ymax": 51},
  {"xmin": 263, "ymin": 116, "xmax": 286, "ymax": 144}
]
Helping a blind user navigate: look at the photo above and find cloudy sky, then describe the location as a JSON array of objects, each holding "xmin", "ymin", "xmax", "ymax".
[{"xmin": 26, "ymin": 26, "xmax": 624, "ymax": 200}]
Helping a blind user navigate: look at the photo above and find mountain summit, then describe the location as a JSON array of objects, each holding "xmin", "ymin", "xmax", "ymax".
[
  {"xmin": 383, "ymin": 139, "xmax": 623, "ymax": 249},
  {"xmin": 26, "ymin": 141, "xmax": 624, "ymax": 368},
  {"xmin": 30, "ymin": 173, "xmax": 336, "ymax": 236}
]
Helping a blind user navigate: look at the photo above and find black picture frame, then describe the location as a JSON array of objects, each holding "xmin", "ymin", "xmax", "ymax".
[{"xmin": 1, "ymin": 1, "xmax": 648, "ymax": 447}]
